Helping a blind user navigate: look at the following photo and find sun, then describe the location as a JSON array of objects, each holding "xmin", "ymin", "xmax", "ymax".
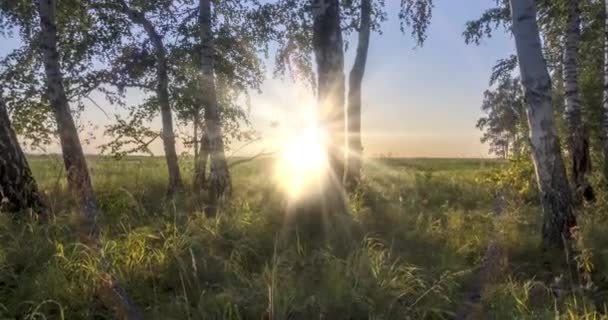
[{"xmin": 274, "ymin": 126, "xmax": 329, "ymax": 199}]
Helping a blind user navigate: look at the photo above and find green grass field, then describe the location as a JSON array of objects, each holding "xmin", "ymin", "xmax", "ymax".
[{"xmin": 1, "ymin": 156, "xmax": 607, "ymax": 319}]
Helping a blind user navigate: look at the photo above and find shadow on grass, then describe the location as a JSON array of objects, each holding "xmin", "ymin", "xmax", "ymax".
[{"xmin": 6, "ymin": 156, "xmax": 582, "ymax": 319}]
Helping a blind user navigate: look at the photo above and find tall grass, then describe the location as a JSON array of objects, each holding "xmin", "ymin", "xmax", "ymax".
[{"xmin": 0, "ymin": 156, "xmax": 605, "ymax": 319}]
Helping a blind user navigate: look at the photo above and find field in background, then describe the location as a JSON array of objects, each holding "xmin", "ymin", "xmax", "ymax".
[{"xmin": 1, "ymin": 156, "xmax": 607, "ymax": 319}]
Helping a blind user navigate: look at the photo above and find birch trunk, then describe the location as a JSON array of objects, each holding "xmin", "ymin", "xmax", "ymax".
[
  {"xmin": 509, "ymin": 0, "xmax": 576, "ymax": 248},
  {"xmin": 193, "ymin": 112, "xmax": 199, "ymax": 187},
  {"xmin": 39, "ymin": 0, "xmax": 100, "ymax": 244},
  {"xmin": 563, "ymin": 0, "xmax": 594, "ymax": 203},
  {"xmin": 194, "ymin": 130, "xmax": 209, "ymax": 191},
  {"xmin": 313, "ymin": 0, "xmax": 346, "ymax": 184},
  {"xmin": 200, "ymin": 0, "xmax": 231, "ymax": 216},
  {"xmin": 345, "ymin": 0, "xmax": 371, "ymax": 190},
  {"xmin": 192, "ymin": 113, "xmax": 206, "ymax": 192},
  {"xmin": 38, "ymin": 1, "xmax": 143, "ymax": 318},
  {"xmin": 308, "ymin": 0, "xmax": 349, "ymax": 219},
  {"xmin": 119, "ymin": 0, "xmax": 183, "ymax": 196},
  {"xmin": 0, "ymin": 98, "xmax": 46, "ymax": 215},
  {"xmin": 603, "ymin": 0, "xmax": 608, "ymax": 182}
]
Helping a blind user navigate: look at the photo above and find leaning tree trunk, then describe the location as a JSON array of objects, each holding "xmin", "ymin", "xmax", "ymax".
[
  {"xmin": 603, "ymin": 0, "xmax": 608, "ymax": 183},
  {"xmin": 563, "ymin": 0, "xmax": 594, "ymax": 204},
  {"xmin": 345, "ymin": 0, "xmax": 371, "ymax": 190},
  {"xmin": 200, "ymin": 0, "xmax": 231, "ymax": 217},
  {"xmin": 0, "ymin": 98, "xmax": 46, "ymax": 215},
  {"xmin": 119, "ymin": 0, "xmax": 183, "ymax": 196},
  {"xmin": 40, "ymin": 0, "xmax": 100, "ymax": 245},
  {"xmin": 509, "ymin": 0, "xmax": 576, "ymax": 248},
  {"xmin": 313, "ymin": 0, "xmax": 346, "ymax": 185},
  {"xmin": 38, "ymin": 0, "xmax": 143, "ymax": 318}
]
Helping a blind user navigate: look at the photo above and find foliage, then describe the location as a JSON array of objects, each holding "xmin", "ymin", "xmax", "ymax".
[
  {"xmin": 398, "ymin": 0, "xmax": 434, "ymax": 46},
  {"xmin": 0, "ymin": 0, "xmax": 438, "ymax": 156},
  {"xmin": 462, "ymin": 0, "xmax": 510, "ymax": 45},
  {"xmin": 271, "ymin": 0, "xmax": 433, "ymax": 88},
  {"xmin": 479, "ymin": 155, "xmax": 537, "ymax": 202},
  {"xmin": 99, "ymin": 107, "xmax": 160, "ymax": 159},
  {"xmin": 2, "ymin": 0, "xmax": 608, "ymax": 317},
  {"xmin": 476, "ymin": 76, "xmax": 528, "ymax": 159},
  {"xmin": 96, "ymin": 0, "xmax": 272, "ymax": 158},
  {"xmin": 0, "ymin": 0, "xmax": 124, "ymax": 148},
  {"xmin": 467, "ymin": 0, "xmax": 608, "ymax": 185}
]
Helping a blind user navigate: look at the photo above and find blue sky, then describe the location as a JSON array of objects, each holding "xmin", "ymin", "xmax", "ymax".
[
  {"xmin": 252, "ymin": 0, "xmax": 513, "ymax": 157},
  {"xmin": 0, "ymin": 0, "xmax": 513, "ymax": 157}
]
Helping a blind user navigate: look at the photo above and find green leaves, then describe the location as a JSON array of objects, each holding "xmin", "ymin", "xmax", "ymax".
[
  {"xmin": 477, "ymin": 76, "xmax": 527, "ymax": 159},
  {"xmin": 463, "ymin": 1, "xmax": 510, "ymax": 45},
  {"xmin": 0, "ymin": 0, "xmax": 127, "ymax": 148},
  {"xmin": 399, "ymin": 0, "xmax": 434, "ymax": 46}
]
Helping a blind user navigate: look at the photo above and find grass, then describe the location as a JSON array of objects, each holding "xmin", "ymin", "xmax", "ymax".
[{"xmin": 0, "ymin": 156, "xmax": 607, "ymax": 319}]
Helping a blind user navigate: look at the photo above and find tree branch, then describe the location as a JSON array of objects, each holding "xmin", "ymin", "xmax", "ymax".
[
  {"xmin": 228, "ymin": 150, "xmax": 276, "ymax": 168},
  {"xmin": 85, "ymin": 95, "xmax": 110, "ymax": 119}
]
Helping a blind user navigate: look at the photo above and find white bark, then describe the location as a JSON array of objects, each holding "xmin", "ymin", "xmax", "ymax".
[
  {"xmin": 118, "ymin": 0, "xmax": 183, "ymax": 195},
  {"xmin": 563, "ymin": 0, "xmax": 581, "ymax": 123},
  {"xmin": 563, "ymin": 0, "xmax": 593, "ymax": 203},
  {"xmin": 39, "ymin": 0, "xmax": 100, "ymax": 242},
  {"xmin": 200, "ymin": 0, "xmax": 231, "ymax": 216},
  {"xmin": 38, "ymin": 1, "xmax": 143, "ymax": 317},
  {"xmin": 509, "ymin": 0, "xmax": 576, "ymax": 247}
]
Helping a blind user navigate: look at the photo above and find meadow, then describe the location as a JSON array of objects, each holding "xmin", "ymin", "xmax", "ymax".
[{"xmin": 1, "ymin": 156, "xmax": 607, "ymax": 319}]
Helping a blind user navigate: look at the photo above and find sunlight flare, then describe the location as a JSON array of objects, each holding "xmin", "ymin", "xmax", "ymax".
[{"xmin": 274, "ymin": 126, "xmax": 329, "ymax": 199}]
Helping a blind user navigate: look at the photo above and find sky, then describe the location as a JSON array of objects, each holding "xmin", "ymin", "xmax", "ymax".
[{"xmin": 0, "ymin": 0, "xmax": 514, "ymax": 158}]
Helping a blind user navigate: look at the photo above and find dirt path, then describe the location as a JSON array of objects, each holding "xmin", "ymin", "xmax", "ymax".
[{"xmin": 455, "ymin": 192, "xmax": 508, "ymax": 320}]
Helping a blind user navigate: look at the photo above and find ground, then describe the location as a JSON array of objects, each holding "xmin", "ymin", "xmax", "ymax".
[{"xmin": 0, "ymin": 156, "xmax": 607, "ymax": 319}]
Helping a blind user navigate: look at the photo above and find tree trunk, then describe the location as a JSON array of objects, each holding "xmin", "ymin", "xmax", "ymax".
[
  {"xmin": 308, "ymin": 0, "xmax": 349, "ymax": 219},
  {"xmin": 200, "ymin": 0, "xmax": 231, "ymax": 217},
  {"xmin": 193, "ymin": 111, "xmax": 199, "ymax": 185},
  {"xmin": 345, "ymin": 0, "xmax": 371, "ymax": 190},
  {"xmin": 39, "ymin": 0, "xmax": 100, "ymax": 244},
  {"xmin": 603, "ymin": 0, "xmax": 608, "ymax": 183},
  {"xmin": 119, "ymin": 0, "xmax": 183, "ymax": 196},
  {"xmin": 38, "ymin": 1, "xmax": 143, "ymax": 318},
  {"xmin": 313, "ymin": 0, "xmax": 346, "ymax": 185},
  {"xmin": 509, "ymin": 0, "xmax": 576, "ymax": 248},
  {"xmin": 194, "ymin": 130, "xmax": 209, "ymax": 192},
  {"xmin": 0, "ymin": 98, "xmax": 46, "ymax": 215},
  {"xmin": 563, "ymin": 0, "xmax": 594, "ymax": 204}
]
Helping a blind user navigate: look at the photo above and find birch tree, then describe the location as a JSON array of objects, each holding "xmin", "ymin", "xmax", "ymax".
[
  {"xmin": 194, "ymin": 133, "xmax": 209, "ymax": 190},
  {"xmin": 0, "ymin": 0, "xmax": 122, "ymax": 153},
  {"xmin": 476, "ymin": 76, "xmax": 528, "ymax": 159},
  {"xmin": 39, "ymin": 0, "xmax": 100, "ymax": 243},
  {"xmin": 603, "ymin": 0, "xmax": 608, "ymax": 181},
  {"xmin": 509, "ymin": 0, "xmax": 576, "ymax": 247},
  {"xmin": 312, "ymin": 0, "xmax": 346, "ymax": 185},
  {"xmin": 37, "ymin": 0, "xmax": 142, "ymax": 317},
  {"xmin": 117, "ymin": 0, "xmax": 183, "ymax": 195},
  {"xmin": 0, "ymin": 96, "xmax": 46, "ymax": 215},
  {"xmin": 273, "ymin": 0, "xmax": 432, "ymax": 191},
  {"xmin": 199, "ymin": 0, "xmax": 231, "ymax": 216},
  {"xmin": 345, "ymin": 0, "xmax": 371, "ymax": 189},
  {"xmin": 99, "ymin": 0, "xmax": 271, "ymax": 201},
  {"xmin": 563, "ymin": 0, "xmax": 594, "ymax": 203}
]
